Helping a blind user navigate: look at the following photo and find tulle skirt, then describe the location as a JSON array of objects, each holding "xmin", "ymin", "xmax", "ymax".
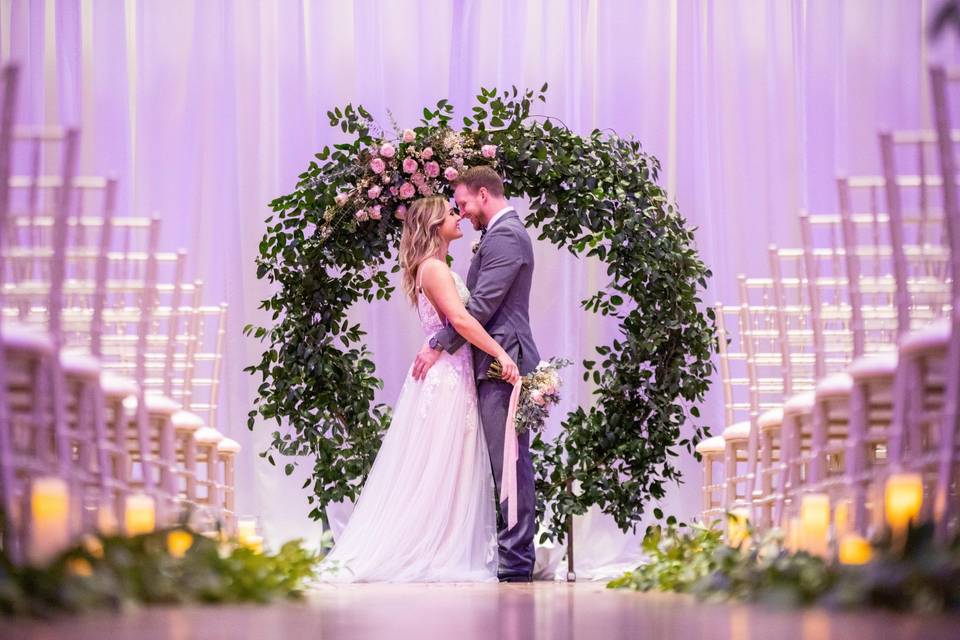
[{"xmin": 317, "ymin": 348, "xmax": 498, "ymax": 582}]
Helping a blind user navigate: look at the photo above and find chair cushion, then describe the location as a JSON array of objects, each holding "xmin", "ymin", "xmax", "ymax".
[
  {"xmin": 1, "ymin": 322, "xmax": 53, "ymax": 353},
  {"xmin": 60, "ymin": 349, "xmax": 101, "ymax": 377},
  {"xmin": 721, "ymin": 420, "xmax": 751, "ymax": 441},
  {"xmin": 848, "ymin": 352, "xmax": 898, "ymax": 380},
  {"xmin": 695, "ymin": 435, "xmax": 725, "ymax": 455},
  {"xmin": 193, "ymin": 426, "xmax": 224, "ymax": 444},
  {"xmin": 900, "ymin": 318, "xmax": 951, "ymax": 355},
  {"xmin": 784, "ymin": 391, "xmax": 815, "ymax": 415},
  {"xmin": 123, "ymin": 393, "xmax": 182, "ymax": 415},
  {"xmin": 171, "ymin": 410, "xmax": 205, "ymax": 431},
  {"xmin": 100, "ymin": 372, "xmax": 138, "ymax": 397},
  {"xmin": 758, "ymin": 407, "xmax": 784, "ymax": 429},
  {"xmin": 217, "ymin": 437, "xmax": 241, "ymax": 454},
  {"xmin": 815, "ymin": 372, "xmax": 853, "ymax": 398}
]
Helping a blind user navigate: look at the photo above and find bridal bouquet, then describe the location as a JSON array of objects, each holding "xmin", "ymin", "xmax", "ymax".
[{"xmin": 488, "ymin": 357, "xmax": 572, "ymax": 433}]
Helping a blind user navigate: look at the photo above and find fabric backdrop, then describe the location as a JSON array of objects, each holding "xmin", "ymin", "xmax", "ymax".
[{"xmin": 3, "ymin": 0, "xmax": 954, "ymax": 575}]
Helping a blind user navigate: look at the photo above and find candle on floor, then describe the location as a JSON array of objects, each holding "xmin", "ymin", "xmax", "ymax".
[
  {"xmin": 237, "ymin": 517, "xmax": 257, "ymax": 545},
  {"xmin": 785, "ymin": 517, "xmax": 802, "ymax": 553},
  {"xmin": 245, "ymin": 535, "xmax": 264, "ymax": 554},
  {"xmin": 833, "ymin": 499, "xmax": 851, "ymax": 538},
  {"xmin": 885, "ymin": 473, "xmax": 923, "ymax": 534},
  {"xmin": 727, "ymin": 508, "xmax": 750, "ymax": 548},
  {"xmin": 838, "ymin": 533, "xmax": 872, "ymax": 565},
  {"xmin": 97, "ymin": 503, "xmax": 119, "ymax": 536},
  {"xmin": 124, "ymin": 493, "xmax": 155, "ymax": 536},
  {"xmin": 166, "ymin": 529, "xmax": 194, "ymax": 558},
  {"xmin": 800, "ymin": 494, "xmax": 830, "ymax": 557},
  {"xmin": 29, "ymin": 477, "xmax": 70, "ymax": 565}
]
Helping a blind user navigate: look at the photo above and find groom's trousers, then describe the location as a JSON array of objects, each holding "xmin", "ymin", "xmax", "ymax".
[{"xmin": 477, "ymin": 378, "xmax": 537, "ymax": 579}]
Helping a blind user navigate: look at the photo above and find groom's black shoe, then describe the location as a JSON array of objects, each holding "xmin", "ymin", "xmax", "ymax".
[{"xmin": 498, "ymin": 574, "xmax": 533, "ymax": 583}]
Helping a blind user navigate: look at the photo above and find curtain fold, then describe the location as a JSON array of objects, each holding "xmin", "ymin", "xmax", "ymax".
[{"xmin": 1, "ymin": 0, "xmax": 945, "ymax": 570}]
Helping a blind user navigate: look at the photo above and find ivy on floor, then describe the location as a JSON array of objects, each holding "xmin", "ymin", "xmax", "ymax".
[
  {"xmin": 1, "ymin": 524, "xmax": 323, "ymax": 618},
  {"xmin": 608, "ymin": 518, "xmax": 960, "ymax": 613}
]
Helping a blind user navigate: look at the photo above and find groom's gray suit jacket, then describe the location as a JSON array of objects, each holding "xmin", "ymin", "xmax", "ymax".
[{"xmin": 435, "ymin": 211, "xmax": 540, "ymax": 378}]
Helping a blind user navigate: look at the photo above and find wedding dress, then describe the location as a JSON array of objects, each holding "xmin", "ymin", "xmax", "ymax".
[{"xmin": 317, "ymin": 270, "xmax": 498, "ymax": 582}]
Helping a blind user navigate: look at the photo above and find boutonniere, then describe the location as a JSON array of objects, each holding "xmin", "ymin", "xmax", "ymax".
[{"xmin": 471, "ymin": 239, "xmax": 481, "ymax": 254}]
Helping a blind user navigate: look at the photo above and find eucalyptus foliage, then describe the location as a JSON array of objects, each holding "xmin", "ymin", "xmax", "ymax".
[
  {"xmin": 246, "ymin": 86, "xmax": 716, "ymax": 541},
  {"xmin": 610, "ymin": 519, "xmax": 960, "ymax": 613},
  {"xmin": 0, "ymin": 527, "xmax": 321, "ymax": 617}
]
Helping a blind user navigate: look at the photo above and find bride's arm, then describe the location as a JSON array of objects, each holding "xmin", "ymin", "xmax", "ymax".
[{"xmin": 419, "ymin": 259, "xmax": 520, "ymax": 383}]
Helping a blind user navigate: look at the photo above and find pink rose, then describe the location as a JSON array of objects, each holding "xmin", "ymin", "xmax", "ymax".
[
  {"xmin": 444, "ymin": 167, "xmax": 459, "ymax": 181},
  {"xmin": 425, "ymin": 161, "xmax": 440, "ymax": 178},
  {"xmin": 481, "ymin": 144, "xmax": 497, "ymax": 158},
  {"xmin": 410, "ymin": 172, "xmax": 426, "ymax": 186},
  {"xmin": 399, "ymin": 182, "xmax": 416, "ymax": 199},
  {"xmin": 369, "ymin": 205, "xmax": 382, "ymax": 220},
  {"xmin": 354, "ymin": 209, "xmax": 369, "ymax": 222},
  {"xmin": 334, "ymin": 192, "xmax": 349, "ymax": 206},
  {"xmin": 403, "ymin": 157, "xmax": 418, "ymax": 174},
  {"xmin": 367, "ymin": 185, "xmax": 382, "ymax": 200},
  {"xmin": 422, "ymin": 147, "xmax": 434, "ymax": 160},
  {"xmin": 379, "ymin": 143, "xmax": 396, "ymax": 158},
  {"xmin": 530, "ymin": 390, "xmax": 545, "ymax": 406},
  {"xmin": 370, "ymin": 157, "xmax": 386, "ymax": 174},
  {"xmin": 395, "ymin": 204, "xmax": 407, "ymax": 220},
  {"xmin": 390, "ymin": 186, "xmax": 399, "ymax": 196},
  {"xmin": 418, "ymin": 182, "xmax": 433, "ymax": 196},
  {"xmin": 402, "ymin": 129, "xmax": 416, "ymax": 143}
]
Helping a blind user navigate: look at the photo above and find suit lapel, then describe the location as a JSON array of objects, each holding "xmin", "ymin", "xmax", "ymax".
[{"xmin": 468, "ymin": 211, "xmax": 521, "ymax": 289}]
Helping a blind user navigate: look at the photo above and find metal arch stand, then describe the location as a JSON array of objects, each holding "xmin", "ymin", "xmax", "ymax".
[{"xmin": 566, "ymin": 481, "xmax": 576, "ymax": 582}]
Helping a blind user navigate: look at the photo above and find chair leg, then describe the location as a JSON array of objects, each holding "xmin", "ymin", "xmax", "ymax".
[
  {"xmin": 935, "ymin": 335, "xmax": 960, "ymax": 539},
  {"xmin": 847, "ymin": 382, "xmax": 870, "ymax": 533}
]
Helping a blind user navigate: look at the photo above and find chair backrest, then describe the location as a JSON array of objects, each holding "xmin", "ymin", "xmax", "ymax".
[
  {"xmin": 714, "ymin": 301, "xmax": 751, "ymax": 428},
  {"xmin": 930, "ymin": 65, "xmax": 960, "ymax": 536},
  {"xmin": 736, "ymin": 275, "xmax": 789, "ymax": 422},
  {"xmin": 836, "ymin": 176, "xmax": 899, "ymax": 357},
  {"xmin": 797, "ymin": 212, "xmax": 855, "ymax": 379},
  {"xmin": 768, "ymin": 246, "xmax": 818, "ymax": 395},
  {"xmin": 879, "ymin": 130, "xmax": 954, "ymax": 336}
]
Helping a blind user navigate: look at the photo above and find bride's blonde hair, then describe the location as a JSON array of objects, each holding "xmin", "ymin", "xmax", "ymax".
[{"xmin": 399, "ymin": 196, "xmax": 448, "ymax": 305}]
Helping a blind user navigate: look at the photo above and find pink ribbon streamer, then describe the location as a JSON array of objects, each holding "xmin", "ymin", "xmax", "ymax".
[{"xmin": 501, "ymin": 378, "xmax": 523, "ymax": 530}]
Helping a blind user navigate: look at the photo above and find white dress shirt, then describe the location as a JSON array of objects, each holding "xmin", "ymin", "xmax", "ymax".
[{"xmin": 485, "ymin": 206, "xmax": 515, "ymax": 232}]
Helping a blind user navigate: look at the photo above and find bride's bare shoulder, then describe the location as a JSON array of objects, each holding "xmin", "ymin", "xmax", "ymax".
[
  {"xmin": 418, "ymin": 258, "xmax": 456, "ymax": 289},
  {"xmin": 419, "ymin": 257, "xmax": 450, "ymax": 278}
]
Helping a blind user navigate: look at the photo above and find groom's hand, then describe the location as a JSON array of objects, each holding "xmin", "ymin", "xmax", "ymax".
[{"xmin": 412, "ymin": 343, "xmax": 442, "ymax": 381}]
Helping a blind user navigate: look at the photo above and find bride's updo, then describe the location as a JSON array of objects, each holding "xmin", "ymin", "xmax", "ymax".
[{"xmin": 399, "ymin": 196, "xmax": 448, "ymax": 305}]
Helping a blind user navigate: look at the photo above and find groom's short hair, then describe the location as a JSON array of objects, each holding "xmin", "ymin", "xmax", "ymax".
[{"xmin": 454, "ymin": 166, "xmax": 505, "ymax": 197}]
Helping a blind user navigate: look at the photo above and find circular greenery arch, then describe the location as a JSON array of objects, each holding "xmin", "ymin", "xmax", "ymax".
[{"xmin": 246, "ymin": 86, "xmax": 717, "ymax": 542}]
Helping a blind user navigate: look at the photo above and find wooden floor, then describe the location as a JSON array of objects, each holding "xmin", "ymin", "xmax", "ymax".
[{"xmin": 3, "ymin": 582, "xmax": 959, "ymax": 640}]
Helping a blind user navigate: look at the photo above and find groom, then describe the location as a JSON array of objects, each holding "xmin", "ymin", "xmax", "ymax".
[{"xmin": 411, "ymin": 166, "xmax": 541, "ymax": 582}]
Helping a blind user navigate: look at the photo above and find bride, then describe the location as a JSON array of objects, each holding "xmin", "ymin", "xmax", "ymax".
[{"xmin": 317, "ymin": 196, "xmax": 521, "ymax": 582}]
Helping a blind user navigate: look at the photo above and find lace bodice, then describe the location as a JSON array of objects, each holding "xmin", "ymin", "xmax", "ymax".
[{"xmin": 418, "ymin": 270, "xmax": 470, "ymax": 335}]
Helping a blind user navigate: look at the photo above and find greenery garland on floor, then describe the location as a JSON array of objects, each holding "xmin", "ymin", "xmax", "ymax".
[
  {"xmin": 0, "ymin": 525, "xmax": 321, "ymax": 617},
  {"xmin": 608, "ymin": 519, "xmax": 960, "ymax": 613},
  {"xmin": 246, "ymin": 86, "xmax": 716, "ymax": 542}
]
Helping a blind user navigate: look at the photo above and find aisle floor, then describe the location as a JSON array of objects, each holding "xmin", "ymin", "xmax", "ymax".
[{"xmin": 3, "ymin": 581, "xmax": 959, "ymax": 639}]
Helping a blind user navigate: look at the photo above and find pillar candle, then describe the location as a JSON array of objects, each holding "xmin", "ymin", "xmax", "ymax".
[
  {"xmin": 885, "ymin": 473, "xmax": 923, "ymax": 534},
  {"xmin": 29, "ymin": 477, "xmax": 70, "ymax": 564},
  {"xmin": 124, "ymin": 493, "xmax": 155, "ymax": 536},
  {"xmin": 838, "ymin": 533, "xmax": 872, "ymax": 565},
  {"xmin": 800, "ymin": 494, "xmax": 830, "ymax": 557},
  {"xmin": 727, "ymin": 508, "xmax": 750, "ymax": 548}
]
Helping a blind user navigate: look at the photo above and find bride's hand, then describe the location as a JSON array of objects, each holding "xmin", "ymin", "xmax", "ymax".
[{"xmin": 496, "ymin": 353, "xmax": 521, "ymax": 385}]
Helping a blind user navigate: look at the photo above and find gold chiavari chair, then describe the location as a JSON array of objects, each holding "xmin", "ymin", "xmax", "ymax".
[
  {"xmin": 770, "ymin": 246, "xmax": 820, "ymax": 526},
  {"xmin": 881, "ymin": 127, "xmax": 955, "ymax": 523},
  {"xmin": 928, "ymin": 65, "xmax": 960, "ymax": 536},
  {"xmin": 714, "ymin": 300, "xmax": 753, "ymax": 522}
]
